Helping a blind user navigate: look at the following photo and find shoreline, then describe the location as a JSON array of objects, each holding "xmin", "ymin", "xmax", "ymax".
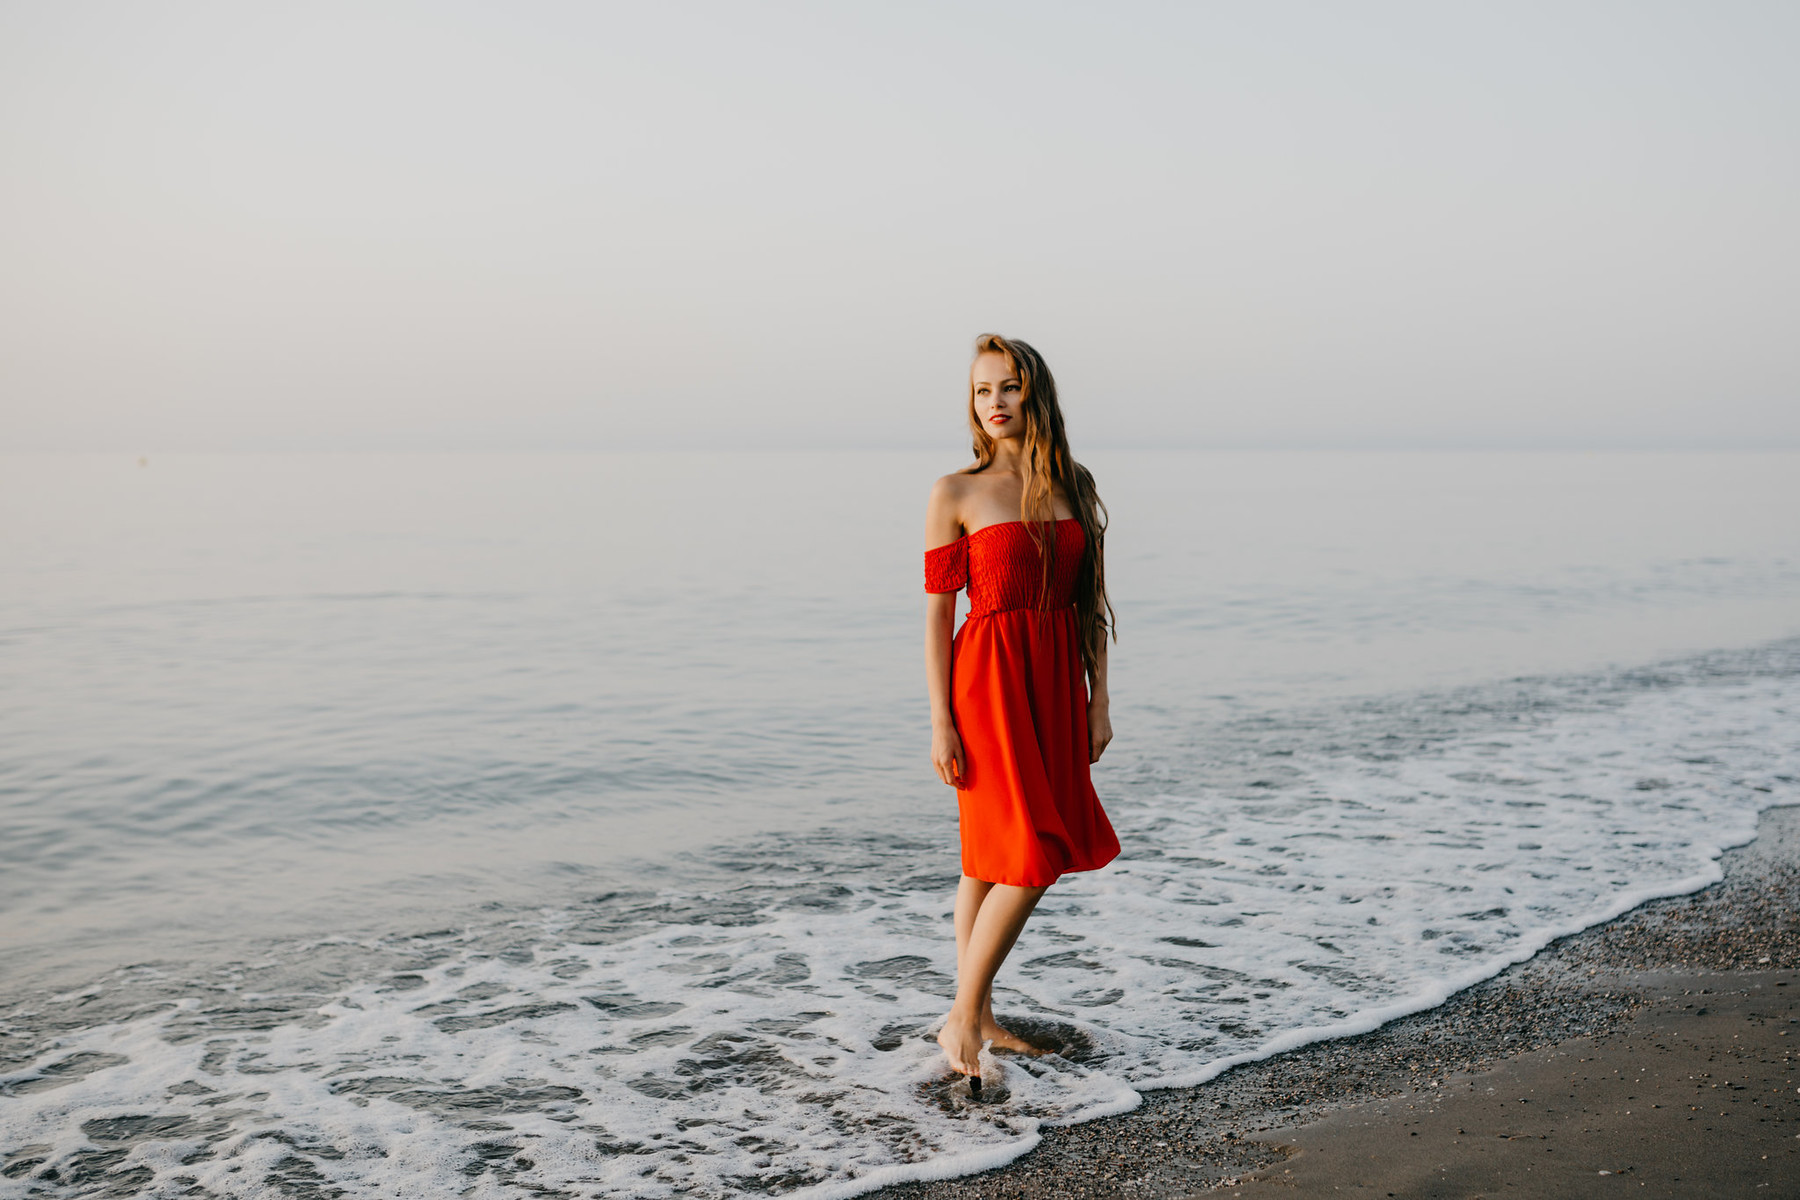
[{"xmin": 863, "ymin": 803, "xmax": 1800, "ymax": 1199}]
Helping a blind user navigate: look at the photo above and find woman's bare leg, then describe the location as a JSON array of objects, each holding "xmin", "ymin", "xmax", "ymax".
[
  {"xmin": 951, "ymin": 876, "xmax": 1047, "ymax": 1055},
  {"xmin": 952, "ymin": 875, "xmax": 992, "ymax": 984},
  {"xmin": 939, "ymin": 878, "xmax": 1047, "ymax": 1076}
]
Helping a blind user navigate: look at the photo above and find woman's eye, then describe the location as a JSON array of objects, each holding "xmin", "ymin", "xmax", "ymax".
[{"xmin": 1004, "ymin": 384, "xmax": 1020, "ymax": 392}]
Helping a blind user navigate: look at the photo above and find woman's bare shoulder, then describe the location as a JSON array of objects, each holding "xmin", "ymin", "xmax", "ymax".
[
  {"xmin": 928, "ymin": 467, "xmax": 983, "ymax": 502},
  {"xmin": 926, "ymin": 470, "xmax": 980, "ymax": 546}
]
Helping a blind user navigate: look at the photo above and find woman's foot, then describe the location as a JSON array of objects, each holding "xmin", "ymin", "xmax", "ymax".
[
  {"xmin": 936, "ymin": 1010, "xmax": 985, "ymax": 1081},
  {"xmin": 980, "ymin": 1018, "xmax": 1048, "ymax": 1056}
]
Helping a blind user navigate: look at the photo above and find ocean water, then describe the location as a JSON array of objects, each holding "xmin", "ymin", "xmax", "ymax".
[{"xmin": 2, "ymin": 450, "xmax": 1798, "ymax": 1198}]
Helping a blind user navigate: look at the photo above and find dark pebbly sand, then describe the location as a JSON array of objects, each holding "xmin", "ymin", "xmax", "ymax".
[
  {"xmin": 866, "ymin": 804, "xmax": 1800, "ymax": 1200},
  {"xmin": 1230, "ymin": 968, "xmax": 1797, "ymax": 1198}
]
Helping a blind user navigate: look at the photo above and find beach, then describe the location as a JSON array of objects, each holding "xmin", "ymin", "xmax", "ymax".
[
  {"xmin": 865, "ymin": 803, "xmax": 1800, "ymax": 1198},
  {"xmin": 7, "ymin": 1, "xmax": 1800, "ymax": 1191},
  {"xmin": 4, "ymin": 453, "xmax": 1799, "ymax": 1198}
]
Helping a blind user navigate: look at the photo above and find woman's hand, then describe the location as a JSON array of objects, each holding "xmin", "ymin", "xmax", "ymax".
[
  {"xmin": 1088, "ymin": 697, "xmax": 1113, "ymax": 764},
  {"xmin": 932, "ymin": 723, "xmax": 965, "ymax": 787}
]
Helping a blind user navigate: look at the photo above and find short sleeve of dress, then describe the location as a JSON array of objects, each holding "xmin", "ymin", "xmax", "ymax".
[{"xmin": 924, "ymin": 537, "xmax": 968, "ymax": 594}]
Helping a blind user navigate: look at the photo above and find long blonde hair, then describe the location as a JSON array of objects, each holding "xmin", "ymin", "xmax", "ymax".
[{"xmin": 964, "ymin": 333, "xmax": 1115, "ymax": 675}]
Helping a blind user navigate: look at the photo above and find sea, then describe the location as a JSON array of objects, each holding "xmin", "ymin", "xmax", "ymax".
[{"xmin": 3, "ymin": 450, "xmax": 1798, "ymax": 1198}]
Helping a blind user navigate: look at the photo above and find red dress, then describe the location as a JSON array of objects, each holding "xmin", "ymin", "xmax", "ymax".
[{"xmin": 925, "ymin": 519, "xmax": 1121, "ymax": 887}]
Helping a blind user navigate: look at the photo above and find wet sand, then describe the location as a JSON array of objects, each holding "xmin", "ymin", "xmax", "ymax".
[
  {"xmin": 1233, "ymin": 969, "xmax": 1798, "ymax": 1197},
  {"xmin": 864, "ymin": 804, "xmax": 1800, "ymax": 1199}
]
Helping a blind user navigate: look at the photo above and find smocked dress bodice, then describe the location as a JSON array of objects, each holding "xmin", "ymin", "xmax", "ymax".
[{"xmin": 923, "ymin": 519, "xmax": 1085, "ymax": 617}]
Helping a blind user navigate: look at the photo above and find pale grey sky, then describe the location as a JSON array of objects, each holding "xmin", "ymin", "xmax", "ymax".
[{"xmin": 3, "ymin": 1, "xmax": 1796, "ymax": 451}]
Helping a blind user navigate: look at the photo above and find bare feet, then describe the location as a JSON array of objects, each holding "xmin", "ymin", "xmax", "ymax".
[
  {"xmin": 936, "ymin": 1009, "xmax": 985, "ymax": 1080},
  {"xmin": 980, "ymin": 1018, "xmax": 1047, "ymax": 1056}
]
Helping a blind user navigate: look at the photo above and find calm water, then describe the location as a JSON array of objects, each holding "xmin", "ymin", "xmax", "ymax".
[{"xmin": 3, "ymin": 451, "xmax": 1799, "ymax": 1197}]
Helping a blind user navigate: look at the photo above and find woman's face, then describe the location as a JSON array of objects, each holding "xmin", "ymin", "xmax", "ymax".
[{"xmin": 971, "ymin": 352, "xmax": 1025, "ymax": 440}]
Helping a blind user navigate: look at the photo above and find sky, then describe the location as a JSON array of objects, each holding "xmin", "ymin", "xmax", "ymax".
[{"xmin": 2, "ymin": 1, "xmax": 1796, "ymax": 452}]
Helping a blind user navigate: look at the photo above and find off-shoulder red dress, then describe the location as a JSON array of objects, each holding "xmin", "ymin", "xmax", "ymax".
[{"xmin": 926, "ymin": 519, "xmax": 1120, "ymax": 887}]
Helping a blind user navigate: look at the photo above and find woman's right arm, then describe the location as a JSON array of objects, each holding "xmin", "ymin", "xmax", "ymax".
[
  {"xmin": 926, "ymin": 592, "xmax": 962, "ymax": 786},
  {"xmin": 925, "ymin": 478, "xmax": 964, "ymax": 787}
]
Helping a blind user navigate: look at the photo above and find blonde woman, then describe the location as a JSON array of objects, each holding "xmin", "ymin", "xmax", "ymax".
[{"xmin": 924, "ymin": 334, "xmax": 1120, "ymax": 1091}]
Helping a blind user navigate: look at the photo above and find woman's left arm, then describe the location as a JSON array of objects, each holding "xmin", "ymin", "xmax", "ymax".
[{"xmin": 1088, "ymin": 632, "xmax": 1112, "ymax": 764}]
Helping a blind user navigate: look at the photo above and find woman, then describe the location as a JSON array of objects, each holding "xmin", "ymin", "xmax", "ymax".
[{"xmin": 924, "ymin": 333, "xmax": 1120, "ymax": 1091}]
